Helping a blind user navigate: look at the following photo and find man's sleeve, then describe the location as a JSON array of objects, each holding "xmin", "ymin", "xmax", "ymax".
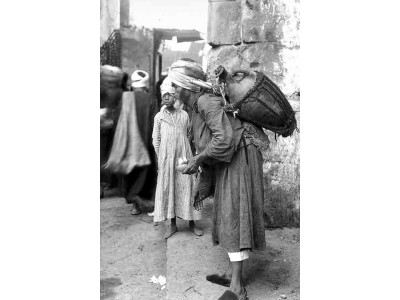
[{"xmin": 197, "ymin": 96, "xmax": 234, "ymax": 162}]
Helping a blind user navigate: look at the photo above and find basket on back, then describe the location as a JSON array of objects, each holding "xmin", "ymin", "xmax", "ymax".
[{"xmin": 215, "ymin": 66, "xmax": 297, "ymax": 138}]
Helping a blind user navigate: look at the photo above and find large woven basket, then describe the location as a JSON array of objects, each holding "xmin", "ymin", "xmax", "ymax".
[{"xmin": 215, "ymin": 66, "xmax": 297, "ymax": 138}]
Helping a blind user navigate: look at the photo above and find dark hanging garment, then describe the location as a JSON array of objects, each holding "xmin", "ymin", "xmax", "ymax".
[
  {"xmin": 122, "ymin": 91, "xmax": 158, "ymax": 209},
  {"xmin": 100, "ymin": 84, "xmax": 123, "ymax": 190}
]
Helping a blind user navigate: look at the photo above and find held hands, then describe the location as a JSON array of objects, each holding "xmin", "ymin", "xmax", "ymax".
[
  {"xmin": 184, "ymin": 154, "xmax": 207, "ymax": 211},
  {"xmin": 194, "ymin": 198, "xmax": 203, "ymax": 211},
  {"xmin": 182, "ymin": 156, "xmax": 200, "ymax": 175}
]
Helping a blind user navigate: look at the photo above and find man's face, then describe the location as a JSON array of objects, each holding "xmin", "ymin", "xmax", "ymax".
[{"xmin": 173, "ymin": 85, "xmax": 190, "ymax": 104}]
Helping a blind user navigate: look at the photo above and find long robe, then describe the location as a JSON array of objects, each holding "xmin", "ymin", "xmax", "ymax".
[
  {"xmin": 105, "ymin": 92, "xmax": 151, "ymax": 174},
  {"xmin": 191, "ymin": 93, "xmax": 267, "ymax": 253},
  {"xmin": 122, "ymin": 91, "xmax": 158, "ymax": 204},
  {"xmin": 152, "ymin": 107, "xmax": 202, "ymax": 222},
  {"xmin": 100, "ymin": 88, "xmax": 122, "ymax": 189}
]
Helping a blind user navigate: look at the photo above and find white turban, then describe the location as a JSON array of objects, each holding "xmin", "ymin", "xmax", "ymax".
[
  {"xmin": 160, "ymin": 77, "xmax": 175, "ymax": 97},
  {"xmin": 167, "ymin": 60, "xmax": 206, "ymax": 92},
  {"xmin": 131, "ymin": 70, "xmax": 149, "ymax": 88}
]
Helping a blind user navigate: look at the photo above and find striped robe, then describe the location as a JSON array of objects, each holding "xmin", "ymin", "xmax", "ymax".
[{"xmin": 152, "ymin": 107, "xmax": 202, "ymax": 222}]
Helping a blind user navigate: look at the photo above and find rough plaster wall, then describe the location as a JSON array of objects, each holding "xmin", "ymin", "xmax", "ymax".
[
  {"xmin": 207, "ymin": 0, "xmax": 300, "ymax": 227},
  {"xmin": 120, "ymin": 27, "xmax": 153, "ymax": 77},
  {"xmin": 263, "ymin": 92, "xmax": 299, "ymax": 227},
  {"xmin": 100, "ymin": 0, "xmax": 120, "ymax": 46}
]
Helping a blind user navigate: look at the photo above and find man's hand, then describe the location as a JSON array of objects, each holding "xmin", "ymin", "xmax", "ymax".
[
  {"xmin": 192, "ymin": 178, "xmax": 203, "ymax": 211},
  {"xmin": 192, "ymin": 177, "xmax": 199, "ymax": 200},
  {"xmin": 183, "ymin": 152, "xmax": 208, "ymax": 175},
  {"xmin": 182, "ymin": 156, "xmax": 200, "ymax": 175}
]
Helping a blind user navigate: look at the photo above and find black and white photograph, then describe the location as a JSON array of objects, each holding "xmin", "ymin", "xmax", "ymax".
[
  {"xmin": 100, "ymin": 1, "xmax": 300, "ymax": 299},
  {"xmin": 4, "ymin": 1, "xmax": 400, "ymax": 300}
]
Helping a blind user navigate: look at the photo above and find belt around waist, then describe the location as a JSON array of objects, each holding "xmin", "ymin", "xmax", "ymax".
[{"xmin": 236, "ymin": 136, "xmax": 252, "ymax": 151}]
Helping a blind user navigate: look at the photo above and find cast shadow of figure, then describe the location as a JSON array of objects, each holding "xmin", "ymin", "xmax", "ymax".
[
  {"xmin": 243, "ymin": 247, "xmax": 292, "ymax": 289},
  {"xmin": 100, "ymin": 277, "xmax": 122, "ymax": 300}
]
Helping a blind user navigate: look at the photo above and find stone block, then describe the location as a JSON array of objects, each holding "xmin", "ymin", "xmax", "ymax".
[
  {"xmin": 239, "ymin": 41, "xmax": 299, "ymax": 94},
  {"xmin": 242, "ymin": 0, "xmax": 278, "ymax": 43},
  {"xmin": 207, "ymin": 45, "xmax": 251, "ymax": 77},
  {"xmin": 241, "ymin": 0, "xmax": 300, "ymax": 47},
  {"xmin": 241, "ymin": 42, "xmax": 282, "ymax": 79},
  {"xmin": 207, "ymin": 0, "xmax": 242, "ymax": 46}
]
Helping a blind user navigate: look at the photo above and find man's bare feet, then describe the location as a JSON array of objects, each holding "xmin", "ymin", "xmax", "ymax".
[
  {"xmin": 217, "ymin": 288, "xmax": 248, "ymax": 300},
  {"xmin": 206, "ymin": 274, "xmax": 231, "ymax": 287}
]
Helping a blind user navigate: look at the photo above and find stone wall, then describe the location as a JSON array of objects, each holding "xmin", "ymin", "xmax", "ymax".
[{"xmin": 207, "ymin": 0, "xmax": 300, "ymax": 227}]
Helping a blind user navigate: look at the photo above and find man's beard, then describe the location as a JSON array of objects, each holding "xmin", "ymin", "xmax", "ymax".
[{"xmin": 178, "ymin": 88, "xmax": 193, "ymax": 104}]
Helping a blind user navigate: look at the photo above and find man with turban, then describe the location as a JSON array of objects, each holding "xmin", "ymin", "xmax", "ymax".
[
  {"xmin": 100, "ymin": 65, "xmax": 124, "ymax": 197},
  {"xmin": 166, "ymin": 58, "xmax": 268, "ymax": 300},
  {"xmin": 122, "ymin": 70, "xmax": 159, "ymax": 215}
]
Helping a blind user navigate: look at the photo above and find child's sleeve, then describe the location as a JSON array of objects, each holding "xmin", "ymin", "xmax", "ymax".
[{"xmin": 152, "ymin": 113, "xmax": 161, "ymax": 157}]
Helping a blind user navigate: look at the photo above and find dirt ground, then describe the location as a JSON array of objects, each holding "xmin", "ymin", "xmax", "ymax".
[
  {"xmin": 101, "ymin": 195, "xmax": 299, "ymax": 300},
  {"xmin": 100, "ymin": 195, "xmax": 167, "ymax": 300}
]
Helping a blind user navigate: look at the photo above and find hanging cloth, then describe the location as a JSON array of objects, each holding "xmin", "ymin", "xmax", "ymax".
[{"xmin": 104, "ymin": 92, "xmax": 150, "ymax": 174}]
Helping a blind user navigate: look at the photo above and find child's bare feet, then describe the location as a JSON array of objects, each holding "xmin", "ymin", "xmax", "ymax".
[
  {"xmin": 164, "ymin": 224, "xmax": 178, "ymax": 239},
  {"xmin": 189, "ymin": 221, "xmax": 203, "ymax": 236}
]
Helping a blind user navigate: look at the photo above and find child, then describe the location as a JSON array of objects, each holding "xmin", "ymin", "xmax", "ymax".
[{"xmin": 152, "ymin": 79, "xmax": 203, "ymax": 239}]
